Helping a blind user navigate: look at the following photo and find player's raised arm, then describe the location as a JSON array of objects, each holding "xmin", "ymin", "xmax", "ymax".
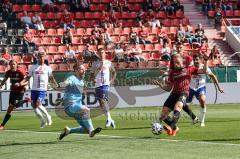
[
  {"xmin": 197, "ymin": 55, "xmax": 208, "ymax": 74},
  {"xmin": 208, "ymin": 73, "xmax": 224, "ymax": 93}
]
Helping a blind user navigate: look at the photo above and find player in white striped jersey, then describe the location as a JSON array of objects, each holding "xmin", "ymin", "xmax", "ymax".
[
  {"xmin": 90, "ymin": 48, "xmax": 116, "ymax": 128},
  {"xmin": 184, "ymin": 54, "xmax": 224, "ymax": 127},
  {"xmin": 21, "ymin": 52, "xmax": 59, "ymax": 128}
]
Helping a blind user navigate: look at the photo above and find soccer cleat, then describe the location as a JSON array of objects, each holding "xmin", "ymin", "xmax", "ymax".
[
  {"xmin": 105, "ymin": 120, "xmax": 112, "ymax": 128},
  {"xmin": 0, "ymin": 125, "xmax": 4, "ymax": 130},
  {"xmin": 90, "ymin": 127, "xmax": 102, "ymax": 137},
  {"xmin": 163, "ymin": 125, "xmax": 172, "ymax": 135},
  {"xmin": 200, "ymin": 123, "xmax": 205, "ymax": 127},
  {"xmin": 47, "ymin": 115, "xmax": 52, "ymax": 126},
  {"xmin": 192, "ymin": 117, "xmax": 199, "ymax": 125},
  {"xmin": 110, "ymin": 120, "xmax": 116, "ymax": 129},
  {"xmin": 58, "ymin": 126, "xmax": 70, "ymax": 141},
  {"xmin": 40, "ymin": 122, "xmax": 47, "ymax": 128},
  {"xmin": 171, "ymin": 127, "xmax": 180, "ymax": 136}
]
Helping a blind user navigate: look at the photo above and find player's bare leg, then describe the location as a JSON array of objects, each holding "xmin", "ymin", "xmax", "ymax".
[
  {"xmin": 169, "ymin": 101, "xmax": 183, "ymax": 136},
  {"xmin": 199, "ymin": 95, "xmax": 207, "ymax": 127},
  {"xmin": 99, "ymin": 99, "xmax": 115, "ymax": 128},
  {"xmin": 33, "ymin": 102, "xmax": 47, "ymax": 128},
  {"xmin": 0, "ymin": 104, "xmax": 14, "ymax": 129}
]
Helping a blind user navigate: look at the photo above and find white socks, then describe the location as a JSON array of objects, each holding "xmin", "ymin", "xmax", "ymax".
[
  {"xmin": 106, "ymin": 111, "xmax": 112, "ymax": 122},
  {"xmin": 38, "ymin": 105, "xmax": 52, "ymax": 125},
  {"xmin": 34, "ymin": 108, "xmax": 45, "ymax": 123},
  {"xmin": 200, "ymin": 107, "xmax": 206, "ymax": 124}
]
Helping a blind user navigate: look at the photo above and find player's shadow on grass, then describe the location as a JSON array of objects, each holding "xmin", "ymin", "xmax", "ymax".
[
  {"xmin": 202, "ymin": 138, "xmax": 240, "ymax": 142},
  {"xmin": 105, "ymin": 126, "xmax": 150, "ymax": 130},
  {"xmin": 0, "ymin": 141, "xmax": 58, "ymax": 147}
]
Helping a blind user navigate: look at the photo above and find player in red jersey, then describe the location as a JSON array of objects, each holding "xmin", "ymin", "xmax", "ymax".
[
  {"xmin": 153, "ymin": 54, "xmax": 209, "ymax": 136},
  {"xmin": 0, "ymin": 60, "xmax": 30, "ymax": 129}
]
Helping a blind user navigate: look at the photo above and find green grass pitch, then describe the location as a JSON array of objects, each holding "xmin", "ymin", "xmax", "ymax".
[{"xmin": 0, "ymin": 104, "xmax": 240, "ymax": 159}]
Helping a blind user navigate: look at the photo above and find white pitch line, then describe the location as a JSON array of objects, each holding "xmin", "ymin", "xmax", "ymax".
[{"xmin": 2, "ymin": 129, "xmax": 240, "ymax": 147}]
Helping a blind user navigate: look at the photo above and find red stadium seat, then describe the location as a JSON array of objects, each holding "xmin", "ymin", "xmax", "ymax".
[
  {"xmin": 119, "ymin": 35, "xmax": 128, "ymax": 43},
  {"xmin": 101, "ymin": 0, "xmax": 111, "ymax": 3},
  {"xmin": 170, "ymin": 27, "xmax": 177, "ymax": 34},
  {"xmin": 22, "ymin": 55, "xmax": 33, "ymax": 64},
  {"xmin": 42, "ymin": 37, "xmax": 52, "ymax": 45},
  {"xmin": 147, "ymin": 61, "xmax": 157, "ymax": 68},
  {"xmin": 145, "ymin": 44, "xmax": 154, "ymax": 51},
  {"xmin": 176, "ymin": 10, "xmax": 184, "ymax": 18},
  {"xmin": 38, "ymin": 46, "xmax": 46, "ymax": 52},
  {"xmin": 89, "ymin": 20, "xmax": 99, "ymax": 26},
  {"xmin": 154, "ymin": 44, "xmax": 162, "ymax": 50},
  {"xmin": 208, "ymin": 10, "xmax": 215, "ymax": 18},
  {"xmin": 86, "ymin": 28, "xmax": 93, "ymax": 35},
  {"xmin": 92, "ymin": 0, "xmax": 99, "ymax": 3},
  {"xmin": 0, "ymin": 65, "xmax": 6, "ymax": 73},
  {"xmin": 50, "ymin": 64, "xmax": 59, "ymax": 71},
  {"xmin": 60, "ymin": 4, "xmax": 70, "ymax": 10},
  {"xmin": 114, "ymin": 27, "xmax": 123, "ymax": 35},
  {"xmin": 158, "ymin": 11, "xmax": 166, "ymax": 19},
  {"xmin": 57, "ymin": 28, "xmax": 64, "ymax": 36},
  {"xmin": 142, "ymin": 53, "xmax": 151, "ymax": 60},
  {"xmin": 46, "ymin": 12, "xmax": 56, "ymax": 20},
  {"xmin": 162, "ymin": 19, "xmax": 172, "ymax": 27},
  {"xmin": 47, "ymin": 29, "xmax": 57, "ymax": 36},
  {"xmin": 76, "ymin": 28, "xmax": 85, "ymax": 35},
  {"xmin": 22, "ymin": 5, "xmax": 32, "ymax": 12},
  {"xmin": 48, "ymin": 46, "xmax": 58, "ymax": 54},
  {"xmin": 43, "ymin": 21, "xmax": 51, "ymax": 28},
  {"xmin": 98, "ymin": 4, "xmax": 107, "ymax": 10},
  {"xmin": 72, "ymin": 37, "xmax": 81, "ymax": 44},
  {"xmin": 121, "ymin": 12, "xmax": 130, "ymax": 19},
  {"xmin": 12, "ymin": 55, "xmax": 22, "ymax": 64},
  {"xmin": 151, "ymin": 52, "xmax": 161, "ymax": 60},
  {"xmin": 51, "ymin": 20, "xmax": 59, "ymax": 28},
  {"xmin": 173, "ymin": 19, "xmax": 181, "ymax": 26},
  {"xmin": 53, "ymin": 55, "xmax": 64, "ymax": 63},
  {"xmin": 80, "ymin": 20, "xmax": 89, "ymax": 28},
  {"xmin": 13, "ymin": 5, "xmax": 22, "ymax": 12},
  {"xmin": 58, "ymin": 46, "xmax": 67, "ymax": 53},
  {"xmin": 38, "ymin": 12, "xmax": 47, "ymax": 20},
  {"xmin": 75, "ymin": 12, "xmax": 84, "ymax": 19},
  {"xmin": 32, "ymin": 5, "xmax": 41, "ymax": 12},
  {"xmin": 85, "ymin": 12, "xmax": 93, "ymax": 19},
  {"xmin": 53, "ymin": 37, "xmax": 62, "ymax": 44},
  {"xmin": 93, "ymin": 12, "xmax": 102, "ymax": 19},
  {"xmin": 56, "ymin": 12, "xmax": 62, "ymax": 19},
  {"xmin": 18, "ymin": 65, "xmax": 28, "ymax": 72},
  {"xmin": 234, "ymin": 10, "xmax": 240, "ymax": 17},
  {"xmin": 90, "ymin": 4, "xmax": 98, "ymax": 11},
  {"xmin": 161, "ymin": 27, "xmax": 170, "ymax": 34},
  {"xmin": 138, "ymin": 62, "xmax": 148, "ymax": 68},
  {"xmin": 46, "ymin": 55, "xmax": 54, "ymax": 63},
  {"xmin": 17, "ymin": 12, "xmax": 24, "ymax": 19},
  {"xmin": 78, "ymin": 45, "xmax": 85, "ymax": 52},
  {"xmin": 111, "ymin": 36, "xmax": 119, "ymax": 43},
  {"xmin": 182, "ymin": 18, "xmax": 190, "ymax": 26},
  {"xmin": 34, "ymin": 37, "xmax": 41, "ymax": 45},
  {"xmin": 225, "ymin": 10, "xmax": 233, "ymax": 17},
  {"xmin": 151, "ymin": 27, "xmax": 160, "ymax": 35},
  {"xmin": 134, "ymin": 4, "xmax": 141, "ymax": 11}
]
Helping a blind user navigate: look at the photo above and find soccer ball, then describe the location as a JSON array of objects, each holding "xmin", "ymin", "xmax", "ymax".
[{"xmin": 151, "ymin": 122, "xmax": 163, "ymax": 135}]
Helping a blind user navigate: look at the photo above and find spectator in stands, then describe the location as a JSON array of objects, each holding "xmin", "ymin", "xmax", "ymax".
[
  {"xmin": 185, "ymin": 25, "xmax": 196, "ymax": 45},
  {"xmin": 113, "ymin": 43, "xmax": 126, "ymax": 62},
  {"xmin": 109, "ymin": 10, "xmax": 119, "ymax": 28},
  {"xmin": 195, "ymin": 23, "xmax": 208, "ymax": 44},
  {"xmin": 82, "ymin": 43, "xmax": 94, "ymax": 63},
  {"xmin": 23, "ymin": 26, "xmax": 37, "ymax": 52},
  {"xmin": 161, "ymin": 42, "xmax": 171, "ymax": 61},
  {"xmin": 60, "ymin": 9, "xmax": 75, "ymax": 30},
  {"xmin": 139, "ymin": 26, "xmax": 151, "ymax": 44},
  {"xmin": 214, "ymin": 8, "xmax": 223, "ymax": 27},
  {"xmin": 170, "ymin": 0, "xmax": 184, "ymax": 12},
  {"xmin": 0, "ymin": 48, "xmax": 11, "ymax": 65},
  {"xmin": 142, "ymin": 0, "xmax": 154, "ymax": 11},
  {"xmin": 131, "ymin": 44, "xmax": 145, "ymax": 62},
  {"xmin": 158, "ymin": 31, "xmax": 170, "ymax": 44},
  {"xmin": 202, "ymin": 0, "xmax": 213, "ymax": 14},
  {"xmin": 32, "ymin": 12, "xmax": 45, "ymax": 34},
  {"xmin": 129, "ymin": 27, "xmax": 140, "ymax": 44},
  {"xmin": 221, "ymin": 0, "xmax": 233, "ymax": 13},
  {"xmin": 90, "ymin": 27, "xmax": 102, "ymax": 45},
  {"xmin": 102, "ymin": 28, "xmax": 113, "ymax": 48},
  {"xmin": 209, "ymin": 45, "xmax": 220, "ymax": 60},
  {"xmin": 99, "ymin": 11, "xmax": 109, "ymax": 29},
  {"xmin": 176, "ymin": 24, "xmax": 185, "ymax": 43},
  {"xmin": 70, "ymin": 0, "xmax": 90, "ymax": 12},
  {"xmin": 21, "ymin": 11, "xmax": 35, "ymax": 29},
  {"xmin": 136, "ymin": 9, "xmax": 146, "ymax": 27},
  {"xmin": 62, "ymin": 27, "xmax": 73, "ymax": 45},
  {"xmin": 64, "ymin": 44, "xmax": 77, "ymax": 64},
  {"xmin": 0, "ymin": 15, "xmax": 7, "ymax": 36},
  {"xmin": 118, "ymin": 0, "xmax": 129, "ymax": 12},
  {"xmin": 147, "ymin": 9, "xmax": 161, "ymax": 28},
  {"xmin": 42, "ymin": 0, "xmax": 58, "ymax": 12}
]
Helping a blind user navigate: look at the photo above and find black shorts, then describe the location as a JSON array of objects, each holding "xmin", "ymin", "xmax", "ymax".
[
  {"xmin": 163, "ymin": 93, "xmax": 187, "ymax": 110},
  {"xmin": 9, "ymin": 92, "xmax": 24, "ymax": 107}
]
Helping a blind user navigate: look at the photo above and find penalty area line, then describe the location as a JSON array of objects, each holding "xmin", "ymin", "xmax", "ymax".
[{"xmin": 3, "ymin": 129, "xmax": 240, "ymax": 147}]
